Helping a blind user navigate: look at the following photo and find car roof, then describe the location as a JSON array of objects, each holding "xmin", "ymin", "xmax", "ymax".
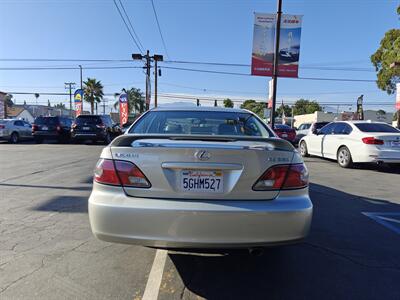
[{"xmin": 151, "ymin": 106, "xmax": 249, "ymax": 114}]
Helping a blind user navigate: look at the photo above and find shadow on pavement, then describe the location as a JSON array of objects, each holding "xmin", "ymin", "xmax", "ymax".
[
  {"xmin": 167, "ymin": 183, "xmax": 400, "ymax": 299},
  {"xmin": 34, "ymin": 195, "xmax": 88, "ymax": 213}
]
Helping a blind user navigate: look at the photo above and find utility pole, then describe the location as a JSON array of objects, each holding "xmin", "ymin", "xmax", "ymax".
[
  {"xmin": 132, "ymin": 51, "xmax": 163, "ymax": 110},
  {"xmin": 153, "ymin": 57, "xmax": 163, "ymax": 108},
  {"xmin": 79, "ymin": 65, "xmax": 83, "ymax": 89},
  {"xmin": 214, "ymin": 100, "xmax": 218, "ymax": 107},
  {"xmin": 270, "ymin": 0, "xmax": 283, "ymax": 129},
  {"xmin": 103, "ymin": 98, "xmax": 106, "ymax": 115},
  {"xmin": 64, "ymin": 82, "xmax": 76, "ymax": 117},
  {"xmin": 196, "ymin": 99, "xmax": 200, "ymax": 106}
]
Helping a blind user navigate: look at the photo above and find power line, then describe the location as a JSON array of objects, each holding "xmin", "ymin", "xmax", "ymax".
[
  {"xmin": 113, "ymin": 0, "xmax": 144, "ymax": 54},
  {"xmin": 118, "ymin": 0, "xmax": 145, "ymax": 53},
  {"xmin": 150, "ymin": 0, "xmax": 170, "ymax": 59},
  {"xmin": 0, "ymin": 66, "xmax": 142, "ymax": 70}
]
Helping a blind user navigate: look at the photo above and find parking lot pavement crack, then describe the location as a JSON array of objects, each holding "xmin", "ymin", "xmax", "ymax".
[
  {"xmin": 304, "ymin": 242, "xmax": 400, "ymax": 271},
  {"xmin": 0, "ymin": 158, "xmax": 87, "ymax": 183},
  {"xmin": 0, "ymin": 256, "xmax": 45, "ymax": 295}
]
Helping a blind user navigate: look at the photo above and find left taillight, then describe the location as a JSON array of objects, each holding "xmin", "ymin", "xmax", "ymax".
[
  {"xmin": 94, "ymin": 159, "xmax": 151, "ymax": 188},
  {"xmin": 253, "ymin": 163, "xmax": 309, "ymax": 191},
  {"xmin": 32, "ymin": 124, "xmax": 38, "ymax": 132}
]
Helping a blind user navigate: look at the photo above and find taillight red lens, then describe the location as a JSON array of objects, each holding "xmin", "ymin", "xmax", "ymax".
[
  {"xmin": 93, "ymin": 159, "xmax": 151, "ymax": 188},
  {"xmin": 115, "ymin": 161, "xmax": 151, "ymax": 188},
  {"xmin": 362, "ymin": 137, "xmax": 384, "ymax": 145},
  {"xmin": 94, "ymin": 159, "xmax": 120, "ymax": 185},
  {"xmin": 0, "ymin": 124, "xmax": 5, "ymax": 129},
  {"xmin": 96, "ymin": 124, "xmax": 106, "ymax": 129},
  {"xmin": 56, "ymin": 125, "xmax": 61, "ymax": 131},
  {"xmin": 32, "ymin": 124, "xmax": 38, "ymax": 132},
  {"xmin": 253, "ymin": 164, "xmax": 309, "ymax": 191}
]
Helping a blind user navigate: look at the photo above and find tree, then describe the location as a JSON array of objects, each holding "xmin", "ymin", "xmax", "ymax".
[
  {"xmin": 276, "ymin": 104, "xmax": 292, "ymax": 117},
  {"xmin": 4, "ymin": 94, "xmax": 13, "ymax": 118},
  {"xmin": 34, "ymin": 93, "xmax": 40, "ymax": 104},
  {"xmin": 293, "ymin": 99, "xmax": 322, "ymax": 115},
  {"xmin": 83, "ymin": 78, "xmax": 104, "ymax": 114},
  {"xmin": 370, "ymin": 6, "xmax": 400, "ymax": 95},
  {"xmin": 240, "ymin": 100, "xmax": 265, "ymax": 118},
  {"xmin": 223, "ymin": 98, "xmax": 234, "ymax": 108},
  {"xmin": 54, "ymin": 102, "xmax": 66, "ymax": 109},
  {"xmin": 47, "ymin": 99, "xmax": 51, "ymax": 107},
  {"xmin": 113, "ymin": 88, "xmax": 145, "ymax": 114}
]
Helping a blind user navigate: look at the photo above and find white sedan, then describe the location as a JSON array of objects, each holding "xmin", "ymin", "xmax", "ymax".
[{"xmin": 299, "ymin": 121, "xmax": 400, "ymax": 168}]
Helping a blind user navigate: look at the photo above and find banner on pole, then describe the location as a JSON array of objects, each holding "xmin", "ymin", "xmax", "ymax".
[
  {"xmin": 74, "ymin": 89, "xmax": 83, "ymax": 117},
  {"xmin": 396, "ymin": 83, "xmax": 400, "ymax": 110},
  {"xmin": 268, "ymin": 79, "xmax": 273, "ymax": 108},
  {"xmin": 251, "ymin": 13, "xmax": 303, "ymax": 78},
  {"xmin": 119, "ymin": 93, "xmax": 129, "ymax": 125}
]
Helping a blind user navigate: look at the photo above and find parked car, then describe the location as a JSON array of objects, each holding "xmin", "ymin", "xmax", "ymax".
[
  {"xmin": 273, "ymin": 124, "xmax": 296, "ymax": 143},
  {"xmin": 299, "ymin": 121, "xmax": 400, "ymax": 168},
  {"xmin": 0, "ymin": 119, "xmax": 33, "ymax": 143},
  {"xmin": 294, "ymin": 121, "xmax": 331, "ymax": 145},
  {"xmin": 32, "ymin": 116, "xmax": 73, "ymax": 143},
  {"xmin": 71, "ymin": 115, "xmax": 119, "ymax": 144},
  {"xmin": 89, "ymin": 107, "xmax": 312, "ymax": 251}
]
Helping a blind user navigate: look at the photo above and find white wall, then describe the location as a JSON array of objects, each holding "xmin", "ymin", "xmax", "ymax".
[{"xmin": 16, "ymin": 110, "xmax": 35, "ymax": 123}]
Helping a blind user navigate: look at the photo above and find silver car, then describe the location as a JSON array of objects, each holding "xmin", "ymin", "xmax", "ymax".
[
  {"xmin": 0, "ymin": 119, "xmax": 33, "ymax": 143},
  {"xmin": 89, "ymin": 107, "xmax": 312, "ymax": 250}
]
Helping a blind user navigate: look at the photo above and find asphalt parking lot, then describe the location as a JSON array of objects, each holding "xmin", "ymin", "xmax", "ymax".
[{"xmin": 1, "ymin": 142, "xmax": 400, "ymax": 300}]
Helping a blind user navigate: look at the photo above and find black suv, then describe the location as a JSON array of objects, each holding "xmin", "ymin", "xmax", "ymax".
[
  {"xmin": 32, "ymin": 116, "xmax": 73, "ymax": 143},
  {"xmin": 71, "ymin": 115, "xmax": 118, "ymax": 144}
]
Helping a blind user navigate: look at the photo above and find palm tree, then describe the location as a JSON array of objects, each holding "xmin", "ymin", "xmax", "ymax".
[
  {"xmin": 34, "ymin": 93, "xmax": 40, "ymax": 104},
  {"xmin": 113, "ymin": 87, "xmax": 145, "ymax": 115},
  {"xmin": 83, "ymin": 78, "xmax": 104, "ymax": 114}
]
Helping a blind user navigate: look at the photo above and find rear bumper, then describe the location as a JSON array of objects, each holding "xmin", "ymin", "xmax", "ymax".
[
  {"xmin": 352, "ymin": 146, "xmax": 400, "ymax": 164},
  {"xmin": 72, "ymin": 132, "xmax": 105, "ymax": 140},
  {"xmin": 89, "ymin": 184, "xmax": 313, "ymax": 249}
]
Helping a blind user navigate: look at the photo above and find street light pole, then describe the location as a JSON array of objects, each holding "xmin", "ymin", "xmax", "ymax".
[{"xmin": 270, "ymin": 0, "xmax": 283, "ymax": 129}]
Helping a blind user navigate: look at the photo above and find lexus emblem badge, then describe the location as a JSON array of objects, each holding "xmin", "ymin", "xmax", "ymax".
[{"xmin": 196, "ymin": 150, "xmax": 211, "ymax": 161}]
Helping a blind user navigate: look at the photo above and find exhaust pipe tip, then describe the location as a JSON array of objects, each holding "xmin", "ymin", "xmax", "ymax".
[{"xmin": 248, "ymin": 248, "xmax": 264, "ymax": 256}]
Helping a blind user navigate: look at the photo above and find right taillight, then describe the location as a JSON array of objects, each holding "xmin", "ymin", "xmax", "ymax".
[
  {"xmin": 362, "ymin": 137, "xmax": 384, "ymax": 145},
  {"xmin": 0, "ymin": 124, "xmax": 5, "ymax": 129},
  {"xmin": 32, "ymin": 124, "xmax": 38, "ymax": 132},
  {"xmin": 94, "ymin": 159, "xmax": 151, "ymax": 188},
  {"xmin": 253, "ymin": 163, "xmax": 309, "ymax": 191}
]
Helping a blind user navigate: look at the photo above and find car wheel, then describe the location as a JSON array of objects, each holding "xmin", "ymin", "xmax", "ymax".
[
  {"xmin": 34, "ymin": 137, "xmax": 43, "ymax": 144},
  {"xmin": 299, "ymin": 141, "xmax": 309, "ymax": 157},
  {"xmin": 337, "ymin": 146, "xmax": 353, "ymax": 168},
  {"xmin": 104, "ymin": 133, "xmax": 111, "ymax": 145},
  {"xmin": 9, "ymin": 132, "xmax": 19, "ymax": 144}
]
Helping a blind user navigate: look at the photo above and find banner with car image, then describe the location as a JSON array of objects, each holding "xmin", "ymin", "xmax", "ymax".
[{"xmin": 251, "ymin": 13, "xmax": 303, "ymax": 78}]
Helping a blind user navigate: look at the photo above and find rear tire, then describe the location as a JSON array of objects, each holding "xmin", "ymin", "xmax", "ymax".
[
  {"xmin": 9, "ymin": 132, "xmax": 19, "ymax": 144},
  {"xmin": 299, "ymin": 141, "xmax": 309, "ymax": 157},
  {"xmin": 337, "ymin": 146, "xmax": 353, "ymax": 168}
]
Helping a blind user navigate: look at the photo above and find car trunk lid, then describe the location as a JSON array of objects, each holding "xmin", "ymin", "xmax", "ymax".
[{"xmin": 109, "ymin": 135, "xmax": 295, "ymax": 200}]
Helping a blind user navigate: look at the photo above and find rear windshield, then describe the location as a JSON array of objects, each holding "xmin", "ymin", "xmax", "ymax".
[
  {"xmin": 315, "ymin": 122, "xmax": 330, "ymax": 130},
  {"xmin": 34, "ymin": 117, "xmax": 58, "ymax": 125},
  {"xmin": 355, "ymin": 123, "xmax": 399, "ymax": 133},
  {"xmin": 76, "ymin": 116, "xmax": 102, "ymax": 125},
  {"xmin": 129, "ymin": 110, "xmax": 273, "ymax": 137}
]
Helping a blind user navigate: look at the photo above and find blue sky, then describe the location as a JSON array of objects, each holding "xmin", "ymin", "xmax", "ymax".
[{"xmin": 0, "ymin": 0, "xmax": 399, "ymax": 113}]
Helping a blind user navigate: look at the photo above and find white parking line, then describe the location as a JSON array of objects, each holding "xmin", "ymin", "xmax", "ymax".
[{"xmin": 142, "ymin": 249, "xmax": 168, "ymax": 300}]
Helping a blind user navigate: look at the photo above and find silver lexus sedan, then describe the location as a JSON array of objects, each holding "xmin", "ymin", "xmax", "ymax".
[{"xmin": 89, "ymin": 107, "xmax": 312, "ymax": 250}]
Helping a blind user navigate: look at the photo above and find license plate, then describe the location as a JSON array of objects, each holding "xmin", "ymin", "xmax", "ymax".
[
  {"xmin": 281, "ymin": 134, "xmax": 288, "ymax": 138},
  {"xmin": 391, "ymin": 141, "xmax": 400, "ymax": 147},
  {"xmin": 181, "ymin": 170, "xmax": 223, "ymax": 193},
  {"xmin": 41, "ymin": 126, "xmax": 48, "ymax": 130},
  {"xmin": 83, "ymin": 126, "xmax": 90, "ymax": 130}
]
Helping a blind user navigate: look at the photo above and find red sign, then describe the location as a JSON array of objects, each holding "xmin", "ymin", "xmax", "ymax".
[
  {"xmin": 119, "ymin": 93, "xmax": 129, "ymax": 125},
  {"xmin": 396, "ymin": 83, "xmax": 400, "ymax": 110},
  {"xmin": 75, "ymin": 102, "xmax": 82, "ymax": 117}
]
